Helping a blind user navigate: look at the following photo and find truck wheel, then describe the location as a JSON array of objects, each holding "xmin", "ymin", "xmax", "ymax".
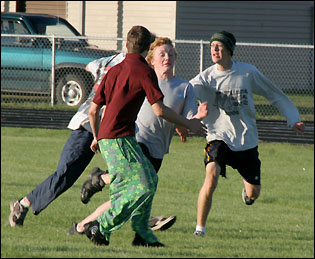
[{"xmin": 56, "ymin": 73, "xmax": 87, "ymax": 106}]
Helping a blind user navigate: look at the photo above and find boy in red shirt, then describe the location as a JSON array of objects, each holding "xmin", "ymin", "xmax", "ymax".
[{"xmin": 86, "ymin": 25, "xmax": 206, "ymax": 246}]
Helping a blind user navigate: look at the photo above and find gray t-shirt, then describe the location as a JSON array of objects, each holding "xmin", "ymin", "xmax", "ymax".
[{"xmin": 136, "ymin": 77, "xmax": 197, "ymax": 159}]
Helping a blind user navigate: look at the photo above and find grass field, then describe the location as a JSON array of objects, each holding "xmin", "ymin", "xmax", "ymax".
[{"xmin": 1, "ymin": 127, "xmax": 314, "ymax": 258}]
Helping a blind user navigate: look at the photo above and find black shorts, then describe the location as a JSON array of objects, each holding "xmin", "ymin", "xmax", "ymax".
[{"xmin": 204, "ymin": 140, "xmax": 261, "ymax": 185}]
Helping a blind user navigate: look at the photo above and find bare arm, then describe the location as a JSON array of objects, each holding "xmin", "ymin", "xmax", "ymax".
[
  {"xmin": 151, "ymin": 99, "xmax": 207, "ymax": 137},
  {"xmin": 175, "ymin": 101, "xmax": 208, "ymax": 142},
  {"xmin": 89, "ymin": 102, "xmax": 101, "ymax": 153}
]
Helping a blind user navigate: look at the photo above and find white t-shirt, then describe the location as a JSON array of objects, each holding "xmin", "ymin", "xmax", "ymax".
[
  {"xmin": 190, "ymin": 60, "xmax": 301, "ymax": 151},
  {"xmin": 67, "ymin": 53, "xmax": 126, "ymax": 132}
]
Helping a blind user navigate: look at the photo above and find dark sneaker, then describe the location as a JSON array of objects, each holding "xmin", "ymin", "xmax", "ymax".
[
  {"xmin": 242, "ymin": 188, "xmax": 255, "ymax": 205},
  {"xmin": 67, "ymin": 222, "xmax": 84, "ymax": 235},
  {"xmin": 81, "ymin": 167, "xmax": 107, "ymax": 204},
  {"xmin": 149, "ymin": 216, "xmax": 176, "ymax": 231},
  {"xmin": 193, "ymin": 230, "xmax": 205, "ymax": 237},
  {"xmin": 132, "ymin": 233, "xmax": 165, "ymax": 247},
  {"xmin": 84, "ymin": 220, "xmax": 109, "ymax": 246},
  {"xmin": 9, "ymin": 199, "xmax": 29, "ymax": 227}
]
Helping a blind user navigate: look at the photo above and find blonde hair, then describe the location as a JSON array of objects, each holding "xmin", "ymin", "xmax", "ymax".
[{"xmin": 146, "ymin": 37, "xmax": 177, "ymax": 67}]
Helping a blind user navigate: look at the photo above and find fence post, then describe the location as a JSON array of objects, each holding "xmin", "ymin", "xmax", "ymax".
[
  {"xmin": 200, "ymin": 40, "xmax": 203, "ymax": 73},
  {"xmin": 51, "ymin": 35, "xmax": 55, "ymax": 106}
]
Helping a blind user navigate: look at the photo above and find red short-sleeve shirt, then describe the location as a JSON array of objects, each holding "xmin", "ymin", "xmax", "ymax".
[{"xmin": 93, "ymin": 53, "xmax": 164, "ymax": 139}]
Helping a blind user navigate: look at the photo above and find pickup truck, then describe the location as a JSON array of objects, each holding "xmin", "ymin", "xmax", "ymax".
[{"xmin": 1, "ymin": 12, "xmax": 117, "ymax": 106}]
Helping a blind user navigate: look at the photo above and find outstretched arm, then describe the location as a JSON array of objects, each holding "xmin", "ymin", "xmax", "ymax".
[
  {"xmin": 176, "ymin": 101, "xmax": 208, "ymax": 142},
  {"xmin": 151, "ymin": 99, "xmax": 207, "ymax": 138}
]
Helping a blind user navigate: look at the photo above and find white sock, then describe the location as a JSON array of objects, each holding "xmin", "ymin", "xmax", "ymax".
[
  {"xmin": 20, "ymin": 197, "xmax": 31, "ymax": 208},
  {"xmin": 195, "ymin": 225, "xmax": 206, "ymax": 234}
]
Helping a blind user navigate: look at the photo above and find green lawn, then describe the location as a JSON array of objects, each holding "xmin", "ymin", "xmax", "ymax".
[{"xmin": 1, "ymin": 127, "xmax": 314, "ymax": 258}]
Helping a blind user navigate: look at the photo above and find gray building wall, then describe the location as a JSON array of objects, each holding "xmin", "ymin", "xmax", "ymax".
[
  {"xmin": 14, "ymin": 1, "xmax": 315, "ymax": 44},
  {"xmin": 175, "ymin": 1, "xmax": 314, "ymax": 44}
]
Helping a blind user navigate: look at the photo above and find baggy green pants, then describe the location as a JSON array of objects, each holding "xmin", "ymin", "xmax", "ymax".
[{"xmin": 97, "ymin": 136, "xmax": 159, "ymax": 243}]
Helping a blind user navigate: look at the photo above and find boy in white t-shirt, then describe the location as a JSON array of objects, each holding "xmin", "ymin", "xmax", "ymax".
[
  {"xmin": 190, "ymin": 31, "xmax": 305, "ymax": 237},
  {"xmin": 8, "ymin": 53, "xmax": 124, "ymax": 228}
]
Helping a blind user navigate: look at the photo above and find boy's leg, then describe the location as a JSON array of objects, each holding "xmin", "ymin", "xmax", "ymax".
[
  {"xmin": 242, "ymin": 180, "xmax": 261, "ymax": 200},
  {"xmin": 27, "ymin": 127, "xmax": 94, "ymax": 215},
  {"xmin": 69, "ymin": 200, "xmax": 111, "ymax": 234},
  {"xmin": 131, "ymin": 197, "xmax": 158, "ymax": 243},
  {"xmin": 80, "ymin": 141, "xmax": 176, "ymax": 232},
  {"xmin": 194, "ymin": 141, "xmax": 226, "ymax": 236},
  {"xmin": 235, "ymin": 146, "xmax": 261, "ymax": 205},
  {"xmin": 95, "ymin": 137, "xmax": 159, "ymax": 243},
  {"xmin": 79, "ymin": 200, "xmax": 111, "ymax": 231},
  {"xmin": 196, "ymin": 162, "xmax": 220, "ymax": 228}
]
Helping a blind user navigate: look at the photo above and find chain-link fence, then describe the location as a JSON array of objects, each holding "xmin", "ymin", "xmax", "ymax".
[{"xmin": 1, "ymin": 34, "xmax": 314, "ymax": 121}]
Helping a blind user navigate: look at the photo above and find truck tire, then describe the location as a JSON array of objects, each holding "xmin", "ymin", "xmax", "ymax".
[{"xmin": 56, "ymin": 73, "xmax": 88, "ymax": 107}]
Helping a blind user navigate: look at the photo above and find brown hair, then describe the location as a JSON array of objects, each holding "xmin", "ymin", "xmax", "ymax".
[
  {"xmin": 126, "ymin": 25, "xmax": 154, "ymax": 54},
  {"xmin": 146, "ymin": 37, "xmax": 177, "ymax": 66}
]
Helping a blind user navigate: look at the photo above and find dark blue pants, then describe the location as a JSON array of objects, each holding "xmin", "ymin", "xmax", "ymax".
[{"xmin": 27, "ymin": 127, "xmax": 94, "ymax": 215}]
